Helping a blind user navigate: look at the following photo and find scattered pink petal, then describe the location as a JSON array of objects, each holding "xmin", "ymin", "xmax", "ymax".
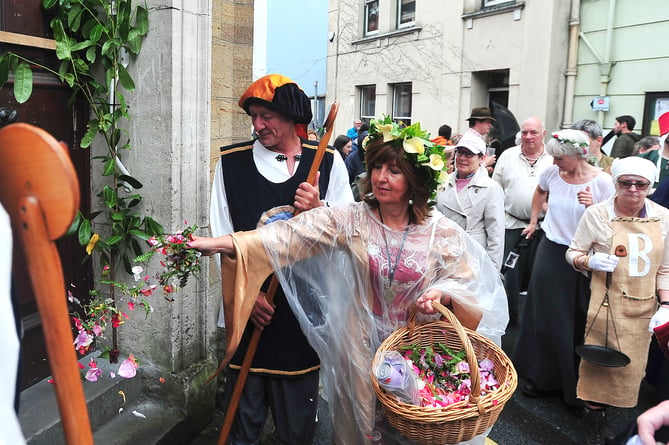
[
  {"xmin": 110, "ymin": 372, "xmax": 116, "ymax": 379},
  {"xmin": 118, "ymin": 354, "xmax": 139, "ymax": 378}
]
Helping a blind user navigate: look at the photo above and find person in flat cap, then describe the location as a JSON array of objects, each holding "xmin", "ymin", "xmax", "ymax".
[
  {"xmin": 465, "ymin": 106, "xmax": 497, "ymax": 172},
  {"xmin": 436, "ymin": 132, "xmax": 505, "ymax": 270},
  {"xmin": 566, "ymin": 156, "xmax": 669, "ymax": 443},
  {"xmin": 209, "ymin": 73, "xmax": 353, "ymax": 444}
]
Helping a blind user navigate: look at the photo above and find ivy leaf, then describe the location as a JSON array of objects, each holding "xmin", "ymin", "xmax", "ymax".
[
  {"xmin": 78, "ymin": 218, "xmax": 92, "ymax": 246},
  {"xmin": 117, "ymin": 64, "xmax": 135, "ymax": 91},
  {"xmin": 118, "ymin": 174, "xmax": 143, "ymax": 189},
  {"xmin": 85, "ymin": 46, "xmax": 97, "ymax": 63},
  {"xmin": 90, "ymin": 23, "xmax": 105, "ymax": 44},
  {"xmin": 128, "ymin": 229, "xmax": 150, "ymax": 241},
  {"xmin": 105, "ymin": 234, "xmax": 123, "ymax": 246},
  {"xmin": 67, "ymin": 5, "xmax": 83, "ymax": 32},
  {"xmin": 13, "ymin": 62, "xmax": 33, "ymax": 103},
  {"xmin": 81, "ymin": 124, "xmax": 98, "ymax": 148},
  {"xmin": 66, "ymin": 211, "xmax": 84, "ymax": 237},
  {"xmin": 42, "ymin": 0, "xmax": 58, "ymax": 9},
  {"xmin": 135, "ymin": 6, "xmax": 149, "ymax": 36},
  {"xmin": 102, "ymin": 158, "xmax": 115, "ymax": 176},
  {"xmin": 103, "ymin": 186, "xmax": 117, "ymax": 208},
  {"xmin": 0, "ymin": 56, "xmax": 9, "ymax": 87}
]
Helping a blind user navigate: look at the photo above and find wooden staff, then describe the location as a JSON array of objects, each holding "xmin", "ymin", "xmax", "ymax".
[{"xmin": 218, "ymin": 103, "xmax": 339, "ymax": 444}]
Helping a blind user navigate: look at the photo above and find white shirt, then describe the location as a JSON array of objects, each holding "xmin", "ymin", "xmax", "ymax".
[
  {"xmin": 0, "ymin": 203, "xmax": 26, "ymax": 444},
  {"xmin": 538, "ymin": 165, "xmax": 615, "ymax": 246},
  {"xmin": 492, "ymin": 145, "xmax": 553, "ymax": 230},
  {"xmin": 210, "ymin": 139, "xmax": 354, "ymax": 326}
]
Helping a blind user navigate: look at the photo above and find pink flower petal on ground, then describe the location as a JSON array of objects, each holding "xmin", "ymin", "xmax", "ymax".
[
  {"xmin": 85, "ymin": 367, "xmax": 102, "ymax": 382},
  {"xmin": 118, "ymin": 355, "xmax": 139, "ymax": 378}
]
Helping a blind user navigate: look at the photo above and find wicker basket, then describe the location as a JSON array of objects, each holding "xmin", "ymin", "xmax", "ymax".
[{"xmin": 371, "ymin": 301, "xmax": 517, "ymax": 445}]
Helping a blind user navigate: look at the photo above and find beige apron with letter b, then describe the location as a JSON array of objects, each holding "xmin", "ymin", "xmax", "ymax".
[{"xmin": 577, "ymin": 217, "xmax": 661, "ymax": 407}]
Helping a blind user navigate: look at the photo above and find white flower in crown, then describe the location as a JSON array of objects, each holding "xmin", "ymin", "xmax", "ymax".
[
  {"xmin": 423, "ymin": 153, "xmax": 445, "ymax": 171},
  {"xmin": 403, "ymin": 136, "xmax": 425, "ymax": 155},
  {"xmin": 378, "ymin": 123, "xmax": 395, "ymax": 142}
]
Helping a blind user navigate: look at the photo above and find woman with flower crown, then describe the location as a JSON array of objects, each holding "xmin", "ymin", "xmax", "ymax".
[
  {"xmin": 190, "ymin": 116, "xmax": 508, "ymax": 444},
  {"xmin": 512, "ymin": 129, "xmax": 615, "ymax": 409}
]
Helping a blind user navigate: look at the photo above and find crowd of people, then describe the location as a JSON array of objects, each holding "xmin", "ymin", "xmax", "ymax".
[{"xmin": 194, "ymin": 72, "xmax": 669, "ymax": 444}]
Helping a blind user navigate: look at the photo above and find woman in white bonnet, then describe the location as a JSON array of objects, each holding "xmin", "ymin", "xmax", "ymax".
[{"xmin": 566, "ymin": 156, "xmax": 669, "ymax": 443}]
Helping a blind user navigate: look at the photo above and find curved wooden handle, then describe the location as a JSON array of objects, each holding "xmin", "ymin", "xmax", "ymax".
[{"xmin": 18, "ymin": 196, "xmax": 93, "ymax": 444}]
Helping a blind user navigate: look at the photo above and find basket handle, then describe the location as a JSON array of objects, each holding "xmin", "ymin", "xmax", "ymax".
[{"xmin": 418, "ymin": 300, "xmax": 486, "ymax": 413}]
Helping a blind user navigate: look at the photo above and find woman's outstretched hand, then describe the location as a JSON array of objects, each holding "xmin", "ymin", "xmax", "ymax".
[{"xmin": 187, "ymin": 234, "xmax": 234, "ymax": 256}]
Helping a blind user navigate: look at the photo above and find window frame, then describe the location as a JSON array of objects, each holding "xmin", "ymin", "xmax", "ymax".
[
  {"xmin": 397, "ymin": 0, "xmax": 416, "ymax": 29},
  {"xmin": 482, "ymin": 0, "xmax": 515, "ymax": 7},
  {"xmin": 392, "ymin": 82, "xmax": 412, "ymax": 125},
  {"xmin": 364, "ymin": 0, "xmax": 379, "ymax": 36},
  {"xmin": 359, "ymin": 85, "xmax": 376, "ymax": 125}
]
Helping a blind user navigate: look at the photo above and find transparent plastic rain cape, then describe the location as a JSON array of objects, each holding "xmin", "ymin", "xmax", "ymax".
[{"xmin": 223, "ymin": 202, "xmax": 508, "ymax": 444}]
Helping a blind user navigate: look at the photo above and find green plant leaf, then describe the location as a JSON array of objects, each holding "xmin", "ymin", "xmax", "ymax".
[
  {"xmin": 103, "ymin": 185, "xmax": 117, "ymax": 208},
  {"xmin": 85, "ymin": 46, "xmax": 97, "ymax": 63},
  {"xmin": 105, "ymin": 235, "xmax": 124, "ymax": 246},
  {"xmin": 81, "ymin": 123, "xmax": 98, "ymax": 148},
  {"xmin": 13, "ymin": 62, "xmax": 33, "ymax": 103},
  {"xmin": 67, "ymin": 5, "xmax": 83, "ymax": 32},
  {"xmin": 144, "ymin": 217, "xmax": 164, "ymax": 236},
  {"xmin": 118, "ymin": 174, "xmax": 143, "ymax": 189},
  {"xmin": 42, "ymin": 0, "xmax": 57, "ymax": 9},
  {"xmin": 78, "ymin": 218, "xmax": 92, "ymax": 246},
  {"xmin": 117, "ymin": 64, "xmax": 135, "ymax": 91},
  {"xmin": 136, "ymin": 6, "xmax": 149, "ymax": 36},
  {"xmin": 70, "ymin": 40, "xmax": 93, "ymax": 52},
  {"xmin": 0, "ymin": 57, "xmax": 9, "ymax": 87},
  {"xmin": 66, "ymin": 211, "xmax": 84, "ymax": 236},
  {"xmin": 90, "ymin": 23, "xmax": 105, "ymax": 44},
  {"xmin": 129, "ymin": 229, "xmax": 150, "ymax": 240},
  {"xmin": 102, "ymin": 157, "xmax": 115, "ymax": 176}
]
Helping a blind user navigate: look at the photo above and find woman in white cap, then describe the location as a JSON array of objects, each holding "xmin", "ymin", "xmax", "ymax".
[
  {"xmin": 512, "ymin": 129, "xmax": 615, "ymax": 408},
  {"xmin": 566, "ymin": 156, "xmax": 669, "ymax": 444},
  {"xmin": 437, "ymin": 132, "xmax": 505, "ymax": 269}
]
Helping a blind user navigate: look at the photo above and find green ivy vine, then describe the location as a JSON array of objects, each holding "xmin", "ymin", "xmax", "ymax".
[{"xmin": 0, "ymin": 0, "xmax": 162, "ymax": 363}]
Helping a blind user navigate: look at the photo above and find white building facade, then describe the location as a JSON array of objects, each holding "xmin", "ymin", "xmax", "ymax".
[{"xmin": 327, "ymin": 0, "xmax": 669, "ymax": 141}]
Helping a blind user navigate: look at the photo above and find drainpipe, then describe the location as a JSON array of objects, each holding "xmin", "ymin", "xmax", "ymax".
[{"xmin": 561, "ymin": 0, "xmax": 580, "ymax": 129}]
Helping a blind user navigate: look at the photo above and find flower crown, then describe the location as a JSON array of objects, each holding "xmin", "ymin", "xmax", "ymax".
[
  {"xmin": 552, "ymin": 132, "xmax": 588, "ymax": 155},
  {"xmin": 365, "ymin": 115, "xmax": 449, "ymax": 203}
]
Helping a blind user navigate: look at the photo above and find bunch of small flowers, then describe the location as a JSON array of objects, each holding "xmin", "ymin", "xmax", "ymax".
[
  {"xmin": 400, "ymin": 342, "xmax": 499, "ymax": 408},
  {"xmin": 139, "ymin": 222, "xmax": 201, "ymax": 292},
  {"xmin": 70, "ymin": 265, "xmax": 155, "ymax": 356}
]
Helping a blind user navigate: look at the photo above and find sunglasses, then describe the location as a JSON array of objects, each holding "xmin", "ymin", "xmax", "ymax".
[
  {"xmin": 617, "ymin": 180, "xmax": 651, "ymax": 191},
  {"xmin": 455, "ymin": 149, "xmax": 478, "ymax": 158}
]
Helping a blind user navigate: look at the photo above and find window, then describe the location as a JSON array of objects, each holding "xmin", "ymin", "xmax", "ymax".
[
  {"xmin": 360, "ymin": 85, "xmax": 376, "ymax": 124},
  {"xmin": 365, "ymin": 0, "xmax": 379, "ymax": 35},
  {"xmin": 482, "ymin": 0, "xmax": 514, "ymax": 7},
  {"xmin": 392, "ymin": 83, "xmax": 412, "ymax": 125},
  {"xmin": 397, "ymin": 0, "xmax": 415, "ymax": 28},
  {"xmin": 642, "ymin": 92, "xmax": 669, "ymax": 136}
]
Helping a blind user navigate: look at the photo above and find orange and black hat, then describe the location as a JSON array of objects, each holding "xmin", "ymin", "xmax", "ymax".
[{"xmin": 238, "ymin": 74, "xmax": 313, "ymax": 124}]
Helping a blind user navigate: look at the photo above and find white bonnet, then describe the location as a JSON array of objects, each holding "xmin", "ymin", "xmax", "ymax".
[{"xmin": 611, "ymin": 156, "xmax": 657, "ymax": 183}]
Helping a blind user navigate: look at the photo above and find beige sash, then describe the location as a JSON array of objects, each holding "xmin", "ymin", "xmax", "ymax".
[{"xmin": 577, "ymin": 217, "xmax": 662, "ymax": 407}]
